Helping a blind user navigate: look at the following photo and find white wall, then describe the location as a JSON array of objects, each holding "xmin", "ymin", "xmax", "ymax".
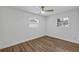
[
  {"xmin": 46, "ymin": 9, "xmax": 79, "ymax": 44},
  {"xmin": 0, "ymin": 7, "xmax": 79, "ymax": 49},
  {"xmin": 0, "ymin": 7, "xmax": 45, "ymax": 48}
]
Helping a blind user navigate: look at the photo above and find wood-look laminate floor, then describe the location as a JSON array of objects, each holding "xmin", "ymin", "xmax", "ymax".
[{"xmin": 0, "ymin": 36, "xmax": 79, "ymax": 52}]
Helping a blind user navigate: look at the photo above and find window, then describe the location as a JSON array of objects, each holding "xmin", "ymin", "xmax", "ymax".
[
  {"xmin": 57, "ymin": 17, "xmax": 69, "ymax": 27},
  {"xmin": 28, "ymin": 18, "xmax": 39, "ymax": 28}
]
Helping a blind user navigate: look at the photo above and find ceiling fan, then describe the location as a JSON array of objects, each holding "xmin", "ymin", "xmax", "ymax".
[{"xmin": 41, "ymin": 6, "xmax": 54, "ymax": 13}]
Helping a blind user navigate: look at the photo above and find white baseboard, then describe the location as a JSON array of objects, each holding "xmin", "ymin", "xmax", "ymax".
[
  {"xmin": 0, "ymin": 35, "xmax": 45, "ymax": 49},
  {"xmin": 46, "ymin": 34, "xmax": 79, "ymax": 44}
]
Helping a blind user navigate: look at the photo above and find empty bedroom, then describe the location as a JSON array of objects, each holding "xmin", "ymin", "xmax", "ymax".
[{"xmin": 0, "ymin": 6, "xmax": 79, "ymax": 52}]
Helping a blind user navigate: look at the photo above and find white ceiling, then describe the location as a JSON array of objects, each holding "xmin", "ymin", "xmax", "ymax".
[{"xmin": 11, "ymin": 6, "xmax": 79, "ymax": 16}]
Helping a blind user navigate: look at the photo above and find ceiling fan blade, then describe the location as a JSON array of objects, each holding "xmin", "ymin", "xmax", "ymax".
[{"xmin": 45, "ymin": 10, "xmax": 54, "ymax": 12}]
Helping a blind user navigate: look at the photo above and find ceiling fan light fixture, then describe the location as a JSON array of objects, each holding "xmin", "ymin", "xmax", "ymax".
[{"xmin": 41, "ymin": 10, "xmax": 45, "ymax": 14}]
